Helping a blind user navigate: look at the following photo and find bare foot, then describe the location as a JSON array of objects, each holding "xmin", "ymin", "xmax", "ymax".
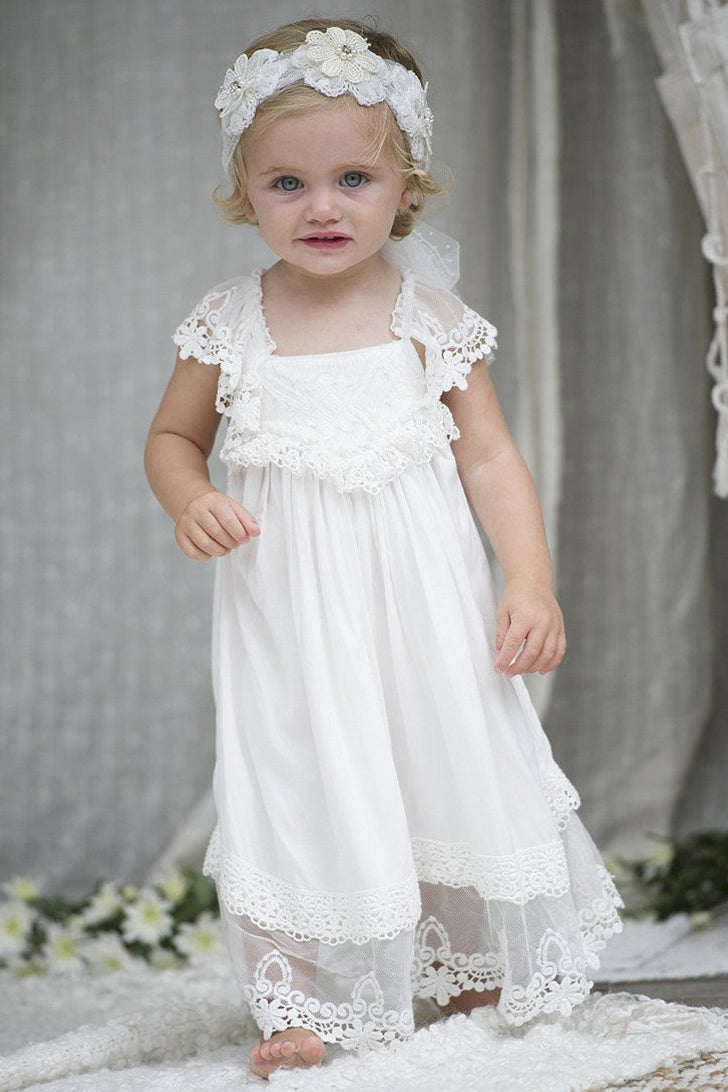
[{"xmin": 249, "ymin": 1025, "xmax": 326, "ymax": 1080}]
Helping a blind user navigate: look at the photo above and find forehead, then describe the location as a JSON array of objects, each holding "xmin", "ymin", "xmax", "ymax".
[{"xmin": 243, "ymin": 98, "xmax": 395, "ymax": 171}]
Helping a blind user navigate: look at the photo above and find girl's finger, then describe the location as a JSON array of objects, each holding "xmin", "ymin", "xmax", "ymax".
[
  {"xmin": 494, "ymin": 626, "xmax": 528, "ymax": 672},
  {"xmin": 208, "ymin": 512, "xmax": 250, "ymax": 547},
  {"xmin": 189, "ymin": 525, "xmax": 232, "ymax": 556},
  {"xmin": 531, "ymin": 634, "xmax": 559, "ymax": 674},
  {"xmin": 506, "ymin": 629, "xmax": 547, "ymax": 675},
  {"xmin": 177, "ymin": 532, "xmax": 212, "ymax": 561},
  {"xmin": 211, "ymin": 499, "xmax": 259, "ymax": 543},
  {"xmin": 192, "ymin": 505, "xmax": 246, "ymax": 548}
]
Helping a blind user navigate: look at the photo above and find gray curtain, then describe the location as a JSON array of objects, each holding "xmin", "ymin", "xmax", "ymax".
[{"xmin": 1, "ymin": 0, "xmax": 724, "ymax": 898}]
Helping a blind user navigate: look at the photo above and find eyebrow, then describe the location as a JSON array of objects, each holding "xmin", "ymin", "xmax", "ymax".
[{"xmin": 258, "ymin": 163, "xmax": 375, "ymax": 177}]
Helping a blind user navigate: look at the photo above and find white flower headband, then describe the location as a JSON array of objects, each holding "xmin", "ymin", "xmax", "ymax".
[{"xmin": 214, "ymin": 26, "xmax": 434, "ymax": 179}]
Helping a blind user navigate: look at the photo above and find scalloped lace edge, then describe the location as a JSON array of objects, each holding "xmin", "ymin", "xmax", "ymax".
[
  {"xmin": 217, "ymin": 401, "xmax": 461, "ymax": 495},
  {"xmin": 202, "ymin": 764, "xmax": 585, "ymax": 945},
  {"xmin": 240, "ymin": 874, "xmax": 625, "ymax": 1052}
]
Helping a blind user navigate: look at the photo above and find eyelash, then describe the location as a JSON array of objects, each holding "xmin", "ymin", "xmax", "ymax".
[{"xmin": 272, "ymin": 171, "xmax": 371, "ymax": 192}]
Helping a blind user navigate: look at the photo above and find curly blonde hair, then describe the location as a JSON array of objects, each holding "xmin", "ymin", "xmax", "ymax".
[{"xmin": 211, "ymin": 16, "xmax": 452, "ymax": 240}]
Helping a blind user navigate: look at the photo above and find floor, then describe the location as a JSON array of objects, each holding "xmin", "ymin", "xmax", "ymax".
[{"xmin": 594, "ymin": 975, "xmax": 728, "ymax": 1009}]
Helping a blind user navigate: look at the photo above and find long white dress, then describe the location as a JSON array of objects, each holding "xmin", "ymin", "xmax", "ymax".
[{"xmin": 171, "ymin": 265, "xmax": 625, "ymax": 1055}]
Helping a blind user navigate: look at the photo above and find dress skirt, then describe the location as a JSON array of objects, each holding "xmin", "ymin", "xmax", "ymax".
[{"xmin": 202, "ymin": 446, "xmax": 624, "ymax": 1053}]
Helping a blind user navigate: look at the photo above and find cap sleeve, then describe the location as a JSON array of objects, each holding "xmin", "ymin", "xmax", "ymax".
[
  {"xmin": 171, "ymin": 279, "xmax": 243, "ymax": 367},
  {"xmin": 171, "ymin": 277, "xmax": 251, "ymax": 417},
  {"xmin": 406, "ymin": 277, "xmax": 498, "ymax": 402}
]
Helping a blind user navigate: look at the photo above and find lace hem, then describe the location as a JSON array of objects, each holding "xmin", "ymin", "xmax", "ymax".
[
  {"xmin": 202, "ymin": 828, "xmax": 423, "ymax": 945},
  {"xmin": 410, "ymin": 870, "xmax": 625, "ymax": 1026},
  {"xmin": 218, "ymin": 401, "xmax": 460, "ymax": 495},
  {"xmin": 240, "ymin": 874, "xmax": 625, "ymax": 1051},
  {"xmin": 412, "ymin": 837, "xmax": 571, "ymax": 903},
  {"xmin": 242, "ymin": 951, "xmax": 417, "ymax": 1054},
  {"xmin": 203, "ymin": 764, "xmax": 587, "ymax": 943}
]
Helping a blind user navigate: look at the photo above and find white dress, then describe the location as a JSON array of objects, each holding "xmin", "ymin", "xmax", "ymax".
[{"xmin": 171, "ymin": 265, "xmax": 625, "ymax": 1055}]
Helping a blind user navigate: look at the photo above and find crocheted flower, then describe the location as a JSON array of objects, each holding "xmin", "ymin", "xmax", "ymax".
[
  {"xmin": 389, "ymin": 67, "xmax": 434, "ymax": 168},
  {"xmin": 301, "ymin": 26, "xmax": 384, "ymax": 83},
  {"xmin": 215, "ymin": 49, "xmax": 281, "ymax": 135}
]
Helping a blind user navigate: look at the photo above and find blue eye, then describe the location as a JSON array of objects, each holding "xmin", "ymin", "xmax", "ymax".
[
  {"xmin": 341, "ymin": 171, "xmax": 368, "ymax": 188},
  {"xmin": 274, "ymin": 176, "xmax": 301, "ymax": 191}
]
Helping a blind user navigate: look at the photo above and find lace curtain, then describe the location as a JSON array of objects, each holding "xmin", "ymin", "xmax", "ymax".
[{"xmin": 0, "ymin": 0, "xmax": 725, "ymax": 896}]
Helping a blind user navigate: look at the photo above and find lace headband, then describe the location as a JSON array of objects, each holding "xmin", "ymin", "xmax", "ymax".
[{"xmin": 215, "ymin": 26, "xmax": 434, "ymax": 179}]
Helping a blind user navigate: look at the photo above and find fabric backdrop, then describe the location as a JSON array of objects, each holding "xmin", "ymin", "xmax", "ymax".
[{"xmin": 1, "ymin": 0, "xmax": 725, "ymax": 899}]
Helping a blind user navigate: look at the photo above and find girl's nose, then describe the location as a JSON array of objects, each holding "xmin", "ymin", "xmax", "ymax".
[{"xmin": 303, "ymin": 187, "xmax": 342, "ymax": 223}]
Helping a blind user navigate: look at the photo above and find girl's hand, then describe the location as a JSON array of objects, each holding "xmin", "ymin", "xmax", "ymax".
[
  {"xmin": 174, "ymin": 488, "xmax": 261, "ymax": 561},
  {"xmin": 493, "ymin": 577, "xmax": 566, "ymax": 677}
]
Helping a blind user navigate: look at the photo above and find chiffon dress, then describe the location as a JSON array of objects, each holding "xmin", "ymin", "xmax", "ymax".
[{"xmin": 171, "ymin": 264, "xmax": 625, "ymax": 1055}]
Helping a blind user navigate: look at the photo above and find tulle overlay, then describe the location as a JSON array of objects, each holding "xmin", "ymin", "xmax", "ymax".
[
  {"xmin": 172, "ymin": 273, "xmax": 624, "ymax": 1053},
  {"xmin": 202, "ymin": 441, "xmax": 624, "ymax": 1052}
]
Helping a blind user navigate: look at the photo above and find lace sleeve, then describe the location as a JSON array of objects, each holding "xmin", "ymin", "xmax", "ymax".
[
  {"xmin": 408, "ymin": 279, "xmax": 498, "ymax": 401},
  {"xmin": 171, "ymin": 281, "xmax": 242, "ymax": 367},
  {"xmin": 170, "ymin": 278, "xmax": 249, "ymax": 417}
]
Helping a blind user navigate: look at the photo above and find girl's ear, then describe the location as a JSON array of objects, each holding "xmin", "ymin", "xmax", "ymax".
[
  {"xmin": 398, "ymin": 188, "xmax": 413, "ymax": 211},
  {"xmin": 243, "ymin": 197, "xmax": 258, "ymax": 224}
]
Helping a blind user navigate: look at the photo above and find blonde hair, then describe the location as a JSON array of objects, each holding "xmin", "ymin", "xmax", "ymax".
[{"xmin": 211, "ymin": 16, "xmax": 452, "ymax": 240}]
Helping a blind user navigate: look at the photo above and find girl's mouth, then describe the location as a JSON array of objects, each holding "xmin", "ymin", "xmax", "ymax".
[{"xmin": 299, "ymin": 234, "xmax": 351, "ymax": 250}]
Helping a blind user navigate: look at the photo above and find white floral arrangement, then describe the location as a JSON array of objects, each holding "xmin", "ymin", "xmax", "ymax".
[
  {"xmin": 215, "ymin": 26, "xmax": 434, "ymax": 178},
  {"xmin": 0, "ymin": 869, "xmax": 224, "ymax": 979}
]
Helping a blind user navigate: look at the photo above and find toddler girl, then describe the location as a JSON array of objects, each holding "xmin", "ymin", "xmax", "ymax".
[{"xmin": 144, "ymin": 17, "xmax": 624, "ymax": 1080}]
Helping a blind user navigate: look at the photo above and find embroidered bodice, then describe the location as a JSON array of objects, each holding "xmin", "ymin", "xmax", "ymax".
[{"xmin": 171, "ymin": 267, "xmax": 498, "ymax": 494}]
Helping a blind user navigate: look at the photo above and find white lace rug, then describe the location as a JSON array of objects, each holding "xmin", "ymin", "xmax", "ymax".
[{"xmin": 2, "ymin": 950, "xmax": 728, "ymax": 1092}]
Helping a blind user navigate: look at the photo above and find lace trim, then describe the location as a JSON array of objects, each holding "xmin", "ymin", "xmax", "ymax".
[
  {"xmin": 218, "ymin": 401, "xmax": 460, "ymax": 495},
  {"xmin": 542, "ymin": 764, "xmax": 581, "ymax": 830},
  {"xmin": 172, "ymin": 268, "xmax": 501, "ymax": 495},
  {"xmin": 390, "ymin": 284, "xmax": 498, "ymax": 404},
  {"xmin": 242, "ymin": 952, "xmax": 417, "ymax": 1053},
  {"xmin": 171, "ymin": 283, "xmax": 250, "ymax": 421},
  {"xmin": 411, "ymin": 871, "xmax": 625, "ymax": 1027},
  {"xmin": 204, "ymin": 765, "xmax": 587, "ymax": 942},
  {"xmin": 412, "ymin": 838, "xmax": 570, "ymax": 904},
  {"xmin": 242, "ymin": 875, "xmax": 625, "ymax": 1050},
  {"xmin": 202, "ymin": 827, "xmax": 423, "ymax": 945}
]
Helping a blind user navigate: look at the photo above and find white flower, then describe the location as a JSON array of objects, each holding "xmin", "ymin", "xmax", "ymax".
[
  {"xmin": 301, "ymin": 27, "xmax": 384, "ymax": 84},
  {"xmin": 215, "ymin": 49, "xmax": 281, "ymax": 135},
  {"xmin": 388, "ymin": 67, "xmax": 433, "ymax": 168},
  {"xmin": 173, "ymin": 911, "xmax": 224, "ymax": 964},
  {"xmin": 2, "ymin": 875, "xmax": 44, "ymax": 901},
  {"xmin": 4, "ymin": 952, "xmax": 45, "ymax": 978},
  {"xmin": 647, "ymin": 841, "xmax": 674, "ymax": 872},
  {"xmin": 79, "ymin": 881, "xmax": 124, "ymax": 925},
  {"xmin": 690, "ymin": 910, "xmax": 713, "ymax": 930},
  {"xmin": 121, "ymin": 889, "xmax": 174, "ymax": 945},
  {"xmin": 82, "ymin": 933, "xmax": 142, "ymax": 975},
  {"xmin": 153, "ymin": 869, "xmax": 188, "ymax": 905},
  {"xmin": 122, "ymin": 884, "xmax": 139, "ymax": 900},
  {"xmin": 149, "ymin": 946, "xmax": 185, "ymax": 970},
  {"xmin": 0, "ymin": 900, "xmax": 35, "ymax": 957},
  {"xmin": 44, "ymin": 920, "xmax": 87, "ymax": 976}
]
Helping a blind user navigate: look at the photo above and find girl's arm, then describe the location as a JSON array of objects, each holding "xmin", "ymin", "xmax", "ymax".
[
  {"xmin": 441, "ymin": 363, "xmax": 566, "ymax": 678},
  {"xmin": 144, "ymin": 353, "xmax": 260, "ymax": 560}
]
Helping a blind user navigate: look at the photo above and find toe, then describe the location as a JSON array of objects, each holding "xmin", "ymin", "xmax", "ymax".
[{"xmin": 299, "ymin": 1033, "xmax": 325, "ymax": 1064}]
